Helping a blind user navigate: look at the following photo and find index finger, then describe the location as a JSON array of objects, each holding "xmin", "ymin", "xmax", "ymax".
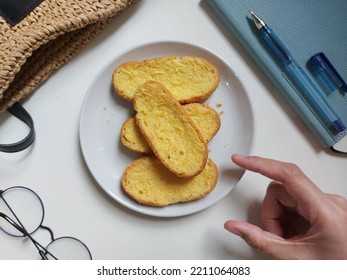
[{"xmin": 231, "ymin": 154, "xmax": 324, "ymax": 212}]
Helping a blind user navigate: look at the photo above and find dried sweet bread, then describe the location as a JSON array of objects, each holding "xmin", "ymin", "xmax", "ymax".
[
  {"xmin": 121, "ymin": 103, "xmax": 221, "ymax": 153},
  {"xmin": 133, "ymin": 81, "xmax": 208, "ymax": 177},
  {"xmin": 183, "ymin": 103, "xmax": 221, "ymax": 143},
  {"xmin": 122, "ymin": 156, "xmax": 218, "ymax": 207},
  {"xmin": 113, "ymin": 56, "xmax": 220, "ymax": 103}
]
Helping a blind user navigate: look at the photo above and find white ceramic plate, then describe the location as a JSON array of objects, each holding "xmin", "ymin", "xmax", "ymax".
[{"xmin": 79, "ymin": 41, "xmax": 255, "ymax": 217}]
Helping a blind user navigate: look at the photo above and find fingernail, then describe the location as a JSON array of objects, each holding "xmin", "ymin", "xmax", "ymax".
[
  {"xmin": 231, "ymin": 154, "xmax": 246, "ymax": 162},
  {"xmin": 224, "ymin": 221, "xmax": 242, "ymax": 236}
]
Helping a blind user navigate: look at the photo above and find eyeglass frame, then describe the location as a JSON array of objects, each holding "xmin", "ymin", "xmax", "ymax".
[{"xmin": 0, "ymin": 186, "xmax": 92, "ymax": 260}]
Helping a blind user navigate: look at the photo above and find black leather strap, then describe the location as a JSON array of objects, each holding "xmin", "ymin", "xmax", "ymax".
[{"xmin": 0, "ymin": 103, "xmax": 35, "ymax": 153}]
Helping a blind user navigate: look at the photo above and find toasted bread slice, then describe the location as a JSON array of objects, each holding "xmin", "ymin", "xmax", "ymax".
[
  {"xmin": 122, "ymin": 156, "xmax": 218, "ymax": 206},
  {"xmin": 113, "ymin": 56, "xmax": 220, "ymax": 103},
  {"xmin": 134, "ymin": 81, "xmax": 208, "ymax": 177},
  {"xmin": 183, "ymin": 103, "xmax": 221, "ymax": 143},
  {"xmin": 121, "ymin": 117, "xmax": 151, "ymax": 153},
  {"xmin": 121, "ymin": 103, "xmax": 221, "ymax": 153}
]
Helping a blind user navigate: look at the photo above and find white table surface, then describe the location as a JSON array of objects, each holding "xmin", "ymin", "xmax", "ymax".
[{"xmin": 0, "ymin": 0, "xmax": 346, "ymax": 260}]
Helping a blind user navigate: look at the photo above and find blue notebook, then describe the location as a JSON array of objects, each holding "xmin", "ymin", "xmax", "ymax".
[{"xmin": 206, "ymin": 0, "xmax": 347, "ymax": 149}]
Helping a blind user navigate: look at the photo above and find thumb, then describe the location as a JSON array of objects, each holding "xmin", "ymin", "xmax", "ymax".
[{"xmin": 224, "ymin": 220, "xmax": 299, "ymax": 259}]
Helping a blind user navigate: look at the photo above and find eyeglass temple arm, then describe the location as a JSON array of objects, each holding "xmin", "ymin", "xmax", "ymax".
[
  {"xmin": 0, "ymin": 212, "xmax": 26, "ymax": 234},
  {"xmin": 0, "ymin": 212, "xmax": 57, "ymax": 260}
]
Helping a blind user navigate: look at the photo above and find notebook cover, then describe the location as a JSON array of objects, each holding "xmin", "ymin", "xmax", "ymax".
[{"xmin": 206, "ymin": 0, "xmax": 347, "ymax": 147}]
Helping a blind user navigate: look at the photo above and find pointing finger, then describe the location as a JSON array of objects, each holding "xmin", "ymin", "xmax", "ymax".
[{"xmin": 231, "ymin": 154, "xmax": 324, "ymax": 221}]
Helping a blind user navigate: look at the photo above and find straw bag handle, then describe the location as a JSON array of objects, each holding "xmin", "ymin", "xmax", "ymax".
[{"xmin": 0, "ymin": 103, "xmax": 35, "ymax": 153}]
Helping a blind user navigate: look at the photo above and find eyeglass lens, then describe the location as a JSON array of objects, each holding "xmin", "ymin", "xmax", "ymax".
[
  {"xmin": 45, "ymin": 237, "xmax": 92, "ymax": 260},
  {"xmin": 0, "ymin": 187, "xmax": 44, "ymax": 236}
]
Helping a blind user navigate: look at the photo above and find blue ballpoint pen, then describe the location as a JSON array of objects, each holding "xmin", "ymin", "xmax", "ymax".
[{"xmin": 250, "ymin": 11, "xmax": 346, "ymax": 133}]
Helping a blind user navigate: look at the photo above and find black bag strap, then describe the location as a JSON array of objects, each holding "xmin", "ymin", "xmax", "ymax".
[{"xmin": 0, "ymin": 102, "xmax": 35, "ymax": 153}]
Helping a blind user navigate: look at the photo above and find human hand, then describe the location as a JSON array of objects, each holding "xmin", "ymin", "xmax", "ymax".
[{"xmin": 225, "ymin": 154, "xmax": 347, "ymax": 260}]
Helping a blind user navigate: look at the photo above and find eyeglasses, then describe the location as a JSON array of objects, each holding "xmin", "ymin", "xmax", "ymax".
[{"xmin": 0, "ymin": 186, "xmax": 92, "ymax": 260}]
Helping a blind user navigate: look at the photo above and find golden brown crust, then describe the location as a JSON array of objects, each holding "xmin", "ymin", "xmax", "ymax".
[
  {"xmin": 112, "ymin": 56, "xmax": 220, "ymax": 103},
  {"xmin": 133, "ymin": 81, "xmax": 208, "ymax": 177},
  {"xmin": 122, "ymin": 156, "xmax": 218, "ymax": 207}
]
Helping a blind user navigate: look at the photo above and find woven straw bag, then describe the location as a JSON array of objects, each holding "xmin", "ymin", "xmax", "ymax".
[{"xmin": 0, "ymin": 0, "xmax": 138, "ymax": 152}]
